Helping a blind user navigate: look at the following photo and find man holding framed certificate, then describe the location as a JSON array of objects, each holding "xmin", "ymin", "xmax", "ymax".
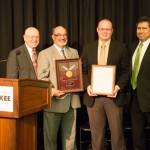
[{"xmin": 81, "ymin": 19, "xmax": 129, "ymax": 150}]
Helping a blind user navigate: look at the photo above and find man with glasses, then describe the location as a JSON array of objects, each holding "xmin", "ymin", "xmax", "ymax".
[
  {"xmin": 81, "ymin": 19, "xmax": 129, "ymax": 150},
  {"xmin": 7, "ymin": 27, "xmax": 40, "ymax": 79},
  {"xmin": 37, "ymin": 26, "xmax": 80, "ymax": 150},
  {"xmin": 6, "ymin": 27, "xmax": 43, "ymax": 149}
]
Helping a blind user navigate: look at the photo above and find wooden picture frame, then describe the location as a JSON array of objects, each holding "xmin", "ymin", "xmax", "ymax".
[
  {"xmin": 91, "ymin": 65, "xmax": 116, "ymax": 95},
  {"xmin": 55, "ymin": 58, "xmax": 83, "ymax": 93}
]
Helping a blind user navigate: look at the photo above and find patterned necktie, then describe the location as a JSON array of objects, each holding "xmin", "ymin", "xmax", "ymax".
[
  {"xmin": 32, "ymin": 49, "xmax": 37, "ymax": 74},
  {"xmin": 99, "ymin": 43, "xmax": 106, "ymax": 65},
  {"xmin": 61, "ymin": 49, "xmax": 67, "ymax": 59},
  {"xmin": 131, "ymin": 43, "xmax": 143, "ymax": 89}
]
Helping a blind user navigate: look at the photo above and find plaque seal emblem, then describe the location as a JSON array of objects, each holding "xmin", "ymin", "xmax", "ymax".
[{"xmin": 66, "ymin": 70, "xmax": 72, "ymax": 77}]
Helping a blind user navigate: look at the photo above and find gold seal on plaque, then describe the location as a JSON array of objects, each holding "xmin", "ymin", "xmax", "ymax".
[{"xmin": 66, "ymin": 70, "xmax": 72, "ymax": 78}]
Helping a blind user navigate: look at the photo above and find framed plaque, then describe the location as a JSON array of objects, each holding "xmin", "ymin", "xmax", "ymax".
[
  {"xmin": 55, "ymin": 58, "xmax": 83, "ymax": 93},
  {"xmin": 91, "ymin": 65, "xmax": 116, "ymax": 95}
]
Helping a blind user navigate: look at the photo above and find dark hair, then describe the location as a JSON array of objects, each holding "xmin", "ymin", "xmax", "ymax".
[{"xmin": 137, "ymin": 16, "xmax": 150, "ymax": 27}]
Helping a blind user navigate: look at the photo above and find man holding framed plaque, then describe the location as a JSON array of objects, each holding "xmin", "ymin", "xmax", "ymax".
[
  {"xmin": 81, "ymin": 19, "xmax": 129, "ymax": 150},
  {"xmin": 37, "ymin": 26, "xmax": 81, "ymax": 150}
]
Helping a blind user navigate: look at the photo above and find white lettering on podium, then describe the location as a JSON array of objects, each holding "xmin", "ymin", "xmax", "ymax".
[{"xmin": 0, "ymin": 86, "xmax": 13, "ymax": 112}]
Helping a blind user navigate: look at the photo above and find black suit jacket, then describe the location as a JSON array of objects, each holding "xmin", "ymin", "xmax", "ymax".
[
  {"xmin": 7, "ymin": 44, "xmax": 37, "ymax": 79},
  {"xmin": 81, "ymin": 40, "xmax": 130, "ymax": 107},
  {"xmin": 129, "ymin": 41, "xmax": 150, "ymax": 112}
]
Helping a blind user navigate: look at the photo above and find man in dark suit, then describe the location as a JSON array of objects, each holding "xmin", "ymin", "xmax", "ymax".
[
  {"xmin": 130, "ymin": 16, "xmax": 150, "ymax": 150},
  {"xmin": 81, "ymin": 19, "xmax": 129, "ymax": 150},
  {"xmin": 6, "ymin": 27, "xmax": 39, "ymax": 79},
  {"xmin": 6, "ymin": 27, "xmax": 43, "ymax": 149}
]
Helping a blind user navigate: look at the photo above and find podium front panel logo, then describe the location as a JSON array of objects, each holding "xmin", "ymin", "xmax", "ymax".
[{"xmin": 0, "ymin": 86, "xmax": 13, "ymax": 112}]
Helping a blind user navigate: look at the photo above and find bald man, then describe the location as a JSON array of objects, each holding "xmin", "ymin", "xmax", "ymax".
[
  {"xmin": 81, "ymin": 19, "xmax": 129, "ymax": 150},
  {"xmin": 7, "ymin": 27, "xmax": 40, "ymax": 78},
  {"xmin": 6, "ymin": 27, "xmax": 43, "ymax": 149}
]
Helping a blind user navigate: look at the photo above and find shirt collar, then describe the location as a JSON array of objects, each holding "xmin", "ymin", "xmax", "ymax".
[
  {"xmin": 98, "ymin": 39, "xmax": 111, "ymax": 47},
  {"xmin": 139, "ymin": 38, "xmax": 150, "ymax": 48},
  {"xmin": 54, "ymin": 44, "xmax": 65, "ymax": 53}
]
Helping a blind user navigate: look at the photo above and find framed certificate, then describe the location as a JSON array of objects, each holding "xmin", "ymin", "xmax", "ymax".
[
  {"xmin": 91, "ymin": 65, "xmax": 116, "ymax": 95},
  {"xmin": 55, "ymin": 58, "xmax": 83, "ymax": 93}
]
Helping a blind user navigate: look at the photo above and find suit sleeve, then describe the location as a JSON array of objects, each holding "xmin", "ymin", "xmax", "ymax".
[
  {"xmin": 117, "ymin": 44, "xmax": 130, "ymax": 91},
  {"xmin": 37, "ymin": 51, "xmax": 50, "ymax": 81},
  {"xmin": 6, "ymin": 50, "xmax": 19, "ymax": 78},
  {"xmin": 75, "ymin": 49, "xmax": 79, "ymax": 58},
  {"xmin": 71, "ymin": 48, "xmax": 79, "ymax": 58},
  {"xmin": 37, "ymin": 50, "xmax": 57, "ymax": 96},
  {"xmin": 81, "ymin": 44, "xmax": 90, "ymax": 90}
]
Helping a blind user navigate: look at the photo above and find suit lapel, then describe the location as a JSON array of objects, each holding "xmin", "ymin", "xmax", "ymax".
[
  {"xmin": 130, "ymin": 42, "xmax": 138, "ymax": 74},
  {"xmin": 23, "ymin": 45, "xmax": 37, "ymax": 75},
  {"xmin": 139, "ymin": 43, "xmax": 150, "ymax": 72},
  {"xmin": 63, "ymin": 46, "xmax": 76, "ymax": 59},
  {"xmin": 65, "ymin": 47, "xmax": 71, "ymax": 59},
  {"xmin": 92, "ymin": 41, "xmax": 99, "ymax": 64},
  {"xmin": 51, "ymin": 45, "xmax": 63, "ymax": 60},
  {"xmin": 23, "ymin": 45, "xmax": 33, "ymax": 65},
  {"xmin": 51, "ymin": 46, "xmax": 76, "ymax": 59},
  {"xmin": 131, "ymin": 42, "xmax": 150, "ymax": 76},
  {"xmin": 107, "ymin": 41, "xmax": 115, "ymax": 64}
]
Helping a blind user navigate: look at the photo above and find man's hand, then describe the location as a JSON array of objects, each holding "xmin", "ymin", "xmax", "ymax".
[
  {"xmin": 87, "ymin": 85, "xmax": 97, "ymax": 96},
  {"xmin": 54, "ymin": 89, "xmax": 65, "ymax": 97},
  {"xmin": 107, "ymin": 85, "xmax": 120, "ymax": 98}
]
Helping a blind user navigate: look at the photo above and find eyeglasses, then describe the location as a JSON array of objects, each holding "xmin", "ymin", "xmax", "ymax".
[
  {"xmin": 98, "ymin": 28, "xmax": 112, "ymax": 32},
  {"xmin": 25, "ymin": 35, "xmax": 40, "ymax": 39},
  {"xmin": 53, "ymin": 33, "xmax": 67, "ymax": 37}
]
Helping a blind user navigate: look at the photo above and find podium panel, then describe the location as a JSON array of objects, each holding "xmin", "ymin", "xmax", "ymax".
[
  {"xmin": 0, "ymin": 78, "xmax": 51, "ymax": 150},
  {"xmin": 0, "ymin": 114, "xmax": 36, "ymax": 150}
]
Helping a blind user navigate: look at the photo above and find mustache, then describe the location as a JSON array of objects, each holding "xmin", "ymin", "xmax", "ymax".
[{"xmin": 57, "ymin": 40, "xmax": 67, "ymax": 46}]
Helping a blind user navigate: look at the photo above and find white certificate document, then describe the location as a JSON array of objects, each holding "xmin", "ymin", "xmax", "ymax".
[{"xmin": 91, "ymin": 65, "xmax": 116, "ymax": 95}]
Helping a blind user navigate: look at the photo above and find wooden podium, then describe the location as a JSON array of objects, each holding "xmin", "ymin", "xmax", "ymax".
[{"xmin": 0, "ymin": 78, "xmax": 51, "ymax": 150}]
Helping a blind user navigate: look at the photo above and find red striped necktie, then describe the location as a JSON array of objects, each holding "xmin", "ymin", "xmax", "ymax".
[
  {"xmin": 32, "ymin": 49, "xmax": 37, "ymax": 74},
  {"xmin": 61, "ymin": 49, "xmax": 67, "ymax": 59}
]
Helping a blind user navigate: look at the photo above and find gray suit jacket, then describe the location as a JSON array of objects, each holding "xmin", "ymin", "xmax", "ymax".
[
  {"xmin": 37, "ymin": 45, "xmax": 81, "ymax": 113},
  {"xmin": 7, "ymin": 44, "xmax": 37, "ymax": 79}
]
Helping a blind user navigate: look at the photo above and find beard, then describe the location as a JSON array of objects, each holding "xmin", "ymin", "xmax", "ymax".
[{"xmin": 57, "ymin": 40, "xmax": 68, "ymax": 47}]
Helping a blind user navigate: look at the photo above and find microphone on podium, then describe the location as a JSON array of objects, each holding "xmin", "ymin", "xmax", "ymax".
[{"xmin": 0, "ymin": 59, "xmax": 7, "ymax": 63}]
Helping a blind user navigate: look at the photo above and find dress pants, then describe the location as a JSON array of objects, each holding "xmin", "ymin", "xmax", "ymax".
[
  {"xmin": 87, "ymin": 97, "xmax": 126, "ymax": 150},
  {"xmin": 131, "ymin": 90, "xmax": 150, "ymax": 150},
  {"xmin": 43, "ymin": 107, "xmax": 76, "ymax": 150}
]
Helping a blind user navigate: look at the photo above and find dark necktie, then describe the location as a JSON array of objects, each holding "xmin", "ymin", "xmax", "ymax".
[
  {"xmin": 61, "ymin": 49, "xmax": 67, "ymax": 59},
  {"xmin": 131, "ymin": 43, "xmax": 143, "ymax": 89},
  {"xmin": 32, "ymin": 49, "xmax": 37, "ymax": 74}
]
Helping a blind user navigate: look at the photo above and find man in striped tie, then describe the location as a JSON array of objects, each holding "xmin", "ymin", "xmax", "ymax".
[
  {"xmin": 37, "ymin": 26, "xmax": 81, "ymax": 150},
  {"xmin": 7, "ymin": 27, "xmax": 39, "ymax": 79},
  {"xmin": 6, "ymin": 27, "xmax": 43, "ymax": 149}
]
